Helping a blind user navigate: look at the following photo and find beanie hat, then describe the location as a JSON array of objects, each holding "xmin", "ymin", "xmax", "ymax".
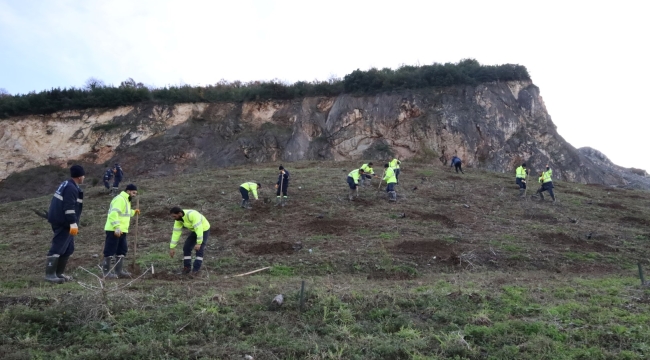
[
  {"xmin": 125, "ymin": 184, "xmax": 138, "ymax": 191},
  {"xmin": 70, "ymin": 165, "xmax": 85, "ymax": 178}
]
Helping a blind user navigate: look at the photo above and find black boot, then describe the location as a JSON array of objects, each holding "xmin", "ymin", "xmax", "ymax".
[
  {"xmin": 56, "ymin": 255, "xmax": 73, "ymax": 282},
  {"xmin": 45, "ymin": 256, "xmax": 64, "ymax": 284},
  {"xmin": 240, "ymin": 199, "xmax": 246, "ymax": 208},
  {"xmin": 114, "ymin": 256, "xmax": 131, "ymax": 278},
  {"xmin": 102, "ymin": 256, "xmax": 118, "ymax": 279},
  {"xmin": 538, "ymin": 191, "xmax": 545, "ymax": 201}
]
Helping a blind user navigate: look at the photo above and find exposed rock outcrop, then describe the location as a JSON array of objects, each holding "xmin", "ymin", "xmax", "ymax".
[{"xmin": 1, "ymin": 80, "xmax": 647, "ymax": 201}]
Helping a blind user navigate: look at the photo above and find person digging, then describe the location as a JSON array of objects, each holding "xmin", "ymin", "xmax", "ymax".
[
  {"xmin": 383, "ymin": 163, "xmax": 398, "ymax": 201},
  {"xmin": 168, "ymin": 207, "xmax": 211, "ymax": 275},
  {"xmin": 515, "ymin": 163, "xmax": 529, "ymax": 198},
  {"xmin": 240, "ymin": 182, "xmax": 261, "ymax": 209},
  {"xmin": 346, "ymin": 168, "xmax": 365, "ymax": 200},
  {"xmin": 275, "ymin": 165, "xmax": 290, "ymax": 206},
  {"xmin": 102, "ymin": 184, "xmax": 140, "ymax": 279},
  {"xmin": 535, "ymin": 164, "xmax": 556, "ymax": 202}
]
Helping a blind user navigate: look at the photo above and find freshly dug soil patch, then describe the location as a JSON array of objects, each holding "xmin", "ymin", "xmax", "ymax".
[
  {"xmin": 303, "ymin": 219, "xmax": 351, "ymax": 235},
  {"xmin": 410, "ymin": 212, "xmax": 456, "ymax": 228},
  {"xmin": 523, "ymin": 214, "xmax": 558, "ymax": 224},
  {"xmin": 247, "ymin": 241, "xmax": 295, "ymax": 255},
  {"xmin": 620, "ymin": 216, "xmax": 649, "ymax": 226},
  {"xmin": 564, "ymin": 190, "xmax": 589, "ymax": 197},
  {"xmin": 538, "ymin": 232, "xmax": 615, "ymax": 252},
  {"xmin": 394, "ymin": 240, "xmax": 460, "ymax": 263},
  {"xmin": 596, "ymin": 203, "xmax": 626, "ymax": 210}
]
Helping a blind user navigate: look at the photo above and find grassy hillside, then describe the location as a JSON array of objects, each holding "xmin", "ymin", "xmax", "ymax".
[{"xmin": 1, "ymin": 160, "xmax": 649, "ymax": 359}]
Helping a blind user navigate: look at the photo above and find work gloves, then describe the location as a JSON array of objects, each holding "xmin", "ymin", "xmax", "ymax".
[
  {"xmin": 69, "ymin": 223, "xmax": 78, "ymax": 236},
  {"xmin": 134, "ymin": 209, "xmax": 141, "ymax": 215},
  {"xmin": 114, "ymin": 228, "xmax": 122, "ymax": 237}
]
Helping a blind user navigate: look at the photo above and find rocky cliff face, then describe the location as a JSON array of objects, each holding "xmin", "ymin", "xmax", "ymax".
[{"xmin": 1, "ymin": 80, "xmax": 646, "ymax": 201}]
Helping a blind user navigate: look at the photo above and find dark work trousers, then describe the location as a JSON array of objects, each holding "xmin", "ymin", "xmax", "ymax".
[
  {"xmin": 183, "ymin": 229, "xmax": 209, "ymax": 271},
  {"xmin": 538, "ymin": 182, "xmax": 555, "ymax": 198},
  {"xmin": 240, "ymin": 186, "xmax": 249, "ymax": 200},
  {"xmin": 516, "ymin": 178, "xmax": 526, "ymax": 189},
  {"xmin": 347, "ymin": 176, "xmax": 357, "ymax": 189},
  {"xmin": 48, "ymin": 225, "xmax": 75, "ymax": 257},
  {"xmin": 103, "ymin": 180, "xmax": 110, "ymax": 189},
  {"xmin": 276, "ymin": 181, "xmax": 289, "ymax": 197},
  {"xmin": 454, "ymin": 163, "xmax": 463, "ymax": 173},
  {"xmin": 103, "ymin": 231, "xmax": 128, "ymax": 257},
  {"xmin": 113, "ymin": 179, "xmax": 122, "ymax": 188},
  {"xmin": 386, "ymin": 183, "xmax": 396, "ymax": 192},
  {"xmin": 394, "ymin": 169, "xmax": 401, "ymax": 184}
]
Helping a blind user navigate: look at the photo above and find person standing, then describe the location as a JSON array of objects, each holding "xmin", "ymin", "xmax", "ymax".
[
  {"xmin": 44, "ymin": 165, "xmax": 85, "ymax": 284},
  {"xmin": 103, "ymin": 167, "xmax": 113, "ymax": 192},
  {"xmin": 346, "ymin": 168, "xmax": 365, "ymax": 200},
  {"xmin": 276, "ymin": 166, "xmax": 290, "ymax": 206},
  {"xmin": 168, "ymin": 207, "xmax": 211, "ymax": 274},
  {"xmin": 383, "ymin": 163, "xmax": 398, "ymax": 201},
  {"xmin": 102, "ymin": 184, "xmax": 140, "ymax": 279},
  {"xmin": 112, "ymin": 163, "xmax": 124, "ymax": 195},
  {"xmin": 515, "ymin": 163, "xmax": 529, "ymax": 197},
  {"xmin": 240, "ymin": 182, "xmax": 261, "ymax": 209},
  {"xmin": 450, "ymin": 156, "xmax": 464, "ymax": 174},
  {"xmin": 389, "ymin": 157, "xmax": 401, "ymax": 184},
  {"xmin": 536, "ymin": 164, "xmax": 556, "ymax": 202}
]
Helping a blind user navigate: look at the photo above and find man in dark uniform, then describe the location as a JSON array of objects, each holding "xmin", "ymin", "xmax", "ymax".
[
  {"xmin": 276, "ymin": 165, "xmax": 290, "ymax": 206},
  {"xmin": 45, "ymin": 165, "xmax": 85, "ymax": 284}
]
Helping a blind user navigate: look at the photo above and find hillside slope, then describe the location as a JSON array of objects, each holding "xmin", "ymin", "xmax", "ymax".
[
  {"xmin": 2, "ymin": 81, "xmax": 648, "ymax": 203},
  {"xmin": 0, "ymin": 161, "xmax": 649, "ymax": 359}
]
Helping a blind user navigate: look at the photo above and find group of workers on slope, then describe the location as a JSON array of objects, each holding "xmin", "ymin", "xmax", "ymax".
[
  {"xmin": 515, "ymin": 162, "xmax": 556, "ymax": 202},
  {"xmin": 43, "ymin": 158, "xmax": 557, "ymax": 283},
  {"xmin": 347, "ymin": 158, "xmax": 401, "ymax": 201},
  {"xmin": 45, "ymin": 165, "xmax": 293, "ymax": 282}
]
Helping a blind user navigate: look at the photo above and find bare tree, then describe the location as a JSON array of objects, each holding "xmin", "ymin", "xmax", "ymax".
[
  {"xmin": 84, "ymin": 77, "xmax": 105, "ymax": 91},
  {"xmin": 0, "ymin": 88, "xmax": 10, "ymax": 97}
]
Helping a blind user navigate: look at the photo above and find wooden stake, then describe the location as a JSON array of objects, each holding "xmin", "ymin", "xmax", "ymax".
[
  {"xmin": 133, "ymin": 197, "xmax": 139, "ymax": 265},
  {"xmin": 226, "ymin": 266, "xmax": 271, "ymax": 278}
]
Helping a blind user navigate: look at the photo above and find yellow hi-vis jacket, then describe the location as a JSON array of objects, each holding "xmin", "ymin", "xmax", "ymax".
[
  {"xmin": 516, "ymin": 166, "xmax": 528, "ymax": 179},
  {"xmin": 104, "ymin": 191, "xmax": 135, "ymax": 233},
  {"xmin": 241, "ymin": 182, "xmax": 259, "ymax": 200},
  {"xmin": 539, "ymin": 169, "xmax": 553, "ymax": 183},
  {"xmin": 384, "ymin": 167, "xmax": 397, "ymax": 184},
  {"xmin": 348, "ymin": 169, "xmax": 363, "ymax": 184},
  {"xmin": 360, "ymin": 163, "xmax": 375, "ymax": 175},
  {"xmin": 170, "ymin": 209, "xmax": 210, "ymax": 249},
  {"xmin": 389, "ymin": 158, "xmax": 401, "ymax": 169}
]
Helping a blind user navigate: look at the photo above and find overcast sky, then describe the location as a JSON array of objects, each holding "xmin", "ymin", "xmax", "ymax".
[{"xmin": 1, "ymin": 0, "xmax": 648, "ymax": 171}]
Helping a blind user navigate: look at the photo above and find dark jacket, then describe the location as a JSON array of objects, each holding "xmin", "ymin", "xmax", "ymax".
[
  {"xmin": 48, "ymin": 179, "xmax": 84, "ymax": 227},
  {"xmin": 277, "ymin": 169, "xmax": 290, "ymax": 185},
  {"xmin": 103, "ymin": 168, "xmax": 113, "ymax": 181},
  {"xmin": 114, "ymin": 166, "xmax": 124, "ymax": 180},
  {"xmin": 451, "ymin": 157, "xmax": 461, "ymax": 166}
]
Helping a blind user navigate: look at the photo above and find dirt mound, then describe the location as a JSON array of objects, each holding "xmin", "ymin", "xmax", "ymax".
[
  {"xmin": 394, "ymin": 240, "xmax": 460, "ymax": 262},
  {"xmin": 538, "ymin": 232, "xmax": 615, "ymax": 252},
  {"xmin": 410, "ymin": 212, "xmax": 455, "ymax": 227},
  {"xmin": 246, "ymin": 241, "xmax": 296, "ymax": 255},
  {"xmin": 620, "ymin": 216, "xmax": 648, "ymax": 226},
  {"xmin": 145, "ymin": 209, "xmax": 170, "ymax": 219},
  {"xmin": 596, "ymin": 203, "xmax": 626, "ymax": 210},
  {"xmin": 303, "ymin": 219, "xmax": 351, "ymax": 235}
]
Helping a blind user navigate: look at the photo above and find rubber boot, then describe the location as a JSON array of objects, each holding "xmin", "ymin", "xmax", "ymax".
[
  {"xmin": 182, "ymin": 266, "xmax": 191, "ymax": 275},
  {"xmin": 389, "ymin": 191, "xmax": 397, "ymax": 202},
  {"xmin": 56, "ymin": 255, "xmax": 73, "ymax": 282},
  {"xmin": 519, "ymin": 188, "xmax": 525, "ymax": 198},
  {"xmin": 275, "ymin": 196, "xmax": 282, "ymax": 206},
  {"xmin": 551, "ymin": 194, "xmax": 556, "ymax": 203},
  {"xmin": 348, "ymin": 189, "xmax": 355, "ymax": 201},
  {"xmin": 282, "ymin": 196, "xmax": 287, "ymax": 207},
  {"xmin": 45, "ymin": 256, "xmax": 64, "ymax": 284},
  {"xmin": 102, "ymin": 256, "xmax": 118, "ymax": 279},
  {"xmin": 538, "ymin": 191, "xmax": 545, "ymax": 201},
  {"xmin": 114, "ymin": 255, "xmax": 131, "ymax": 278}
]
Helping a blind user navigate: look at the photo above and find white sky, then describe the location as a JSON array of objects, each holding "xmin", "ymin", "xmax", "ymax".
[{"xmin": 1, "ymin": 0, "xmax": 648, "ymax": 171}]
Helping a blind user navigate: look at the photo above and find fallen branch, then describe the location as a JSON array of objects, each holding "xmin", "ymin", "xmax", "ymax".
[{"xmin": 225, "ymin": 266, "xmax": 271, "ymax": 278}]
